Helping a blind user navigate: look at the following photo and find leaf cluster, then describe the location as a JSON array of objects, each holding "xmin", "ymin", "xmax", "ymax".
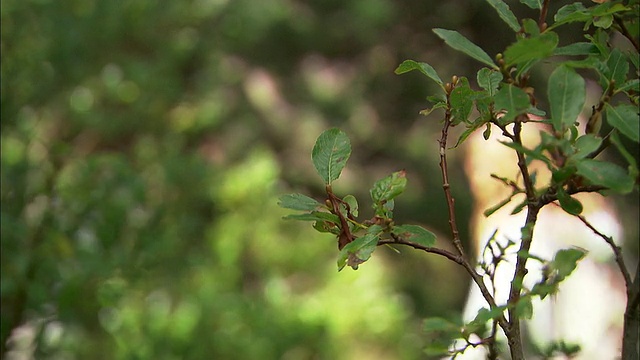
[{"xmin": 279, "ymin": 128, "xmax": 436, "ymax": 271}]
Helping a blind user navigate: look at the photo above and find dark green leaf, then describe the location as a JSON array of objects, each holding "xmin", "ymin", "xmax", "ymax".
[
  {"xmin": 610, "ymin": 131, "xmax": 639, "ymax": 179},
  {"xmin": 553, "ymin": 42, "xmax": 598, "ymax": 56},
  {"xmin": 449, "ymin": 77, "xmax": 475, "ymax": 124},
  {"xmin": 556, "ymin": 186, "xmax": 583, "ymax": 215},
  {"xmin": 494, "ymin": 84, "xmax": 530, "ymax": 122},
  {"xmin": 606, "ymin": 104, "xmax": 638, "ymax": 142},
  {"xmin": 552, "ymin": 3, "xmax": 590, "ymax": 27},
  {"xmin": 617, "ymin": 79, "xmax": 640, "ymax": 93},
  {"xmin": 483, "ymin": 195, "xmax": 513, "ymax": 217},
  {"xmin": 392, "ymin": 224, "xmax": 436, "ymax": 247},
  {"xmin": 277, "ymin": 193, "xmax": 322, "ymax": 211},
  {"xmin": 522, "ymin": 18, "xmax": 540, "ymax": 36},
  {"xmin": 395, "ymin": 60, "xmax": 443, "ymax": 86},
  {"xmin": 370, "ymin": 170, "xmax": 407, "ymax": 204},
  {"xmin": 477, "ymin": 68, "xmax": 503, "ymax": 96},
  {"xmin": 312, "ymin": 128, "xmax": 352, "ymax": 185},
  {"xmin": 553, "ymin": 248, "xmax": 586, "ymax": 278},
  {"xmin": 575, "ymin": 159, "xmax": 634, "ymax": 193},
  {"xmin": 432, "ymin": 28, "xmax": 497, "ymax": 68},
  {"xmin": 485, "ymin": 0, "xmax": 521, "ymax": 32},
  {"xmin": 606, "ymin": 49, "xmax": 630, "ymax": 87},
  {"xmin": 552, "ymin": 165, "xmax": 577, "ymax": 183},
  {"xmin": 504, "ymin": 32, "xmax": 559, "ymax": 66},
  {"xmin": 520, "ymin": 0, "xmax": 542, "ymax": 9},
  {"xmin": 547, "ymin": 65, "xmax": 586, "ymax": 132}
]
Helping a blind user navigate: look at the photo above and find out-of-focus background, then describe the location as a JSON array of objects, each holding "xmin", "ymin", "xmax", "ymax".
[{"xmin": 2, "ymin": 1, "xmax": 638, "ymax": 359}]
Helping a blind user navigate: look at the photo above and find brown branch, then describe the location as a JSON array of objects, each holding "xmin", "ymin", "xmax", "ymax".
[
  {"xmin": 379, "ymin": 235, "xmax": 509, "ymax": 331},
  {"xmin": 573, "ymin": 210, "xmax": 632, "ymax": 288},
  {"xmin": 505, "ymin": 117, "xmax": 541, "ymax": 360},
  {"xmin": 539, "ymin": 0, "xmax": 551, "ymax": 31}
]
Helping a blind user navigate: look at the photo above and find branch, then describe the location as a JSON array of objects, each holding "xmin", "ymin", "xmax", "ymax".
[
  {"xmin": 571, "ymin": 209, "xmax": 632, "ymax": 288},
  {"xmin": 379, "ymin": 235, "xmax": 510, "ymax": 331},
  {"xmin": 505, "ymin": 116, "xmax": 541, "ymax": 360}
]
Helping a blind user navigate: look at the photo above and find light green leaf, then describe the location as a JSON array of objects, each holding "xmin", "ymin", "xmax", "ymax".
[
  {"xmin": 342, "ymin": 194, "xmax": 359, "ymax": 217},
  {"xmin": 278, "ymin": 193, "xmax": 322, "ymax": 211},
  {"xmin": 575, "ymin": 159, "xmax": 634, "ymax": 194},
  {"xmin": 548, "ymin": 65, "xmax": 586, "ymax": 132},
  {"xmin": 312, "ymin": 128, "xmax": 352, "ymax": 185},
  {"xmin": 337, "ymin": 233, "xmax": 379, "ymax": 271},
  {"xmin": 395, "ymin": 60, "xmax": 443, "ymax": 86},
  {"xmin": 494, "ymin": 84, "xmax": 530, "ymax": 122},
  {"xmin": 504, "ymin": 32, "xmax": 559, "ymax": 67},
  {"xmin": 485, "ymin": 0, "xmax": 521, "ymax": 32},
  {"xmin": 477, "ymin": 68, "xmax": 503, "ymax": 96},
  {"xmin": 594, "ymin": 14, "xmax": 613, "ymax": 28},
  {"xmin": 433, "ymin": 28, "xmax": 497, "ymax": 68},
  {"xmin": 605, "ymin": 104, "xmax": 639, "ymax": 142},
  {"xmin": 392, "ymin": 224, "xmax": 436, "ymax": 247},
  {"xmin": 370, "ymin": 170, "xmax": 407, "ymax": 204}
]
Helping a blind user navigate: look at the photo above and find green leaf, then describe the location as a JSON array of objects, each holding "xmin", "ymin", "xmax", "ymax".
[
  {"xmin": 392, "ymin": 224, "xmax": 436, "ymax": 247},
  {"xmin": 485, "ymin": 0, "xmax": 521, "ymax": 32},
  {"xmin": 504, "ymin": 32, "xmax": 559, "ymax": 66},
  {"xmin": 547, "ymin": 65, "xmax": 586, "ymax": 132},
  {"xmin": 610, "ymin": 131, "xmax": 639, "ymax": 179},
  {"xmin": 515, "ymin": 296, "xmax": 534, "ymax": 320},
  {"xmin": 494, "ymin": 84, "xmax": 531, "ymax": 122},
  {"xmin": 342, "ymin": 194, "xmax": 359, "ymax": 217},
  {"xmin": 449, "ymin": 77, "xmax": 475, "ymax": 124},
  {"xmin": 552, "ymin": 3, "xmax": 590, "ymax": 27},
  {"xmin": 520, "ymin": 0, "xmax": 542, "ymax": 10},
  {"xmin": 477, "ymin": 68, "xmax": 503, "ymax": 96},
  {"xmin": 575, "ymin": 159, "xmax": 634, "ymax": 194},
  {"xmin": 278, "ymin": 193, "xmax": 322, "ymax": 211},
  {"xmin": 465, "ymin": 306, "xmax": 507, "ymax": 335},
  {"xmin": 606, "ymin": 104, "xmax": 639, "ymax": 142},
  {"xmin": 594, "ymin": 14, "xmax": 613, "ymax": 29},
  {"xmin": 570, "ymin": 134, "xmax": 602, "ymax": 160},
  {"xmin": 617, "ymin": 79, "xmax": 640, "ymax": 93},
  {"xmin": 370, "ymin": 170, "xmax": 407, "ymax": 204},
  {"xmin": 605, "ymin": 49, "xmax": 630, "ymax": 87},
  {"xmin": 553, "ymin": 248, "xmax": 586, "ymax": 279},
  {"xmin": 556, "ymin": 186, "xmax": 583, "ymax": 215},
  {"xmin": 283, "ymin": 211, "xmax": 339, "ymax": 223},
  {"xmin": 395, "ymin": 60, "xmax": 443, "ymax": 86},
  {"xmin": 500, "ymin": 140, "xmax": 553, "ymax": 168},
  {"xmin": 432, "ymin": 28, "xmax": 497, "ymax": 69},
  {"xmin": 337, "ymin": 233, "xmax": 379, "ymax": 271},
  {"xmin": 312, "ymin": 128, "xmax": 352, "ymax": 185},
  {"xmin": 553, "ymin": 42, "xmax": 598, "ymax": 56}
]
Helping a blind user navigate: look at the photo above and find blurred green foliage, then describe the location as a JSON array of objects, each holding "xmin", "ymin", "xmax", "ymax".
[{"xmin": 2, "ymin": 0, "xmax": 637, "ymax": 359}]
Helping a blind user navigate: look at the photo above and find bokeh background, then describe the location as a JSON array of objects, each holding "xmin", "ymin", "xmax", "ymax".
[{"xmin": 2, "ymin": 0, "xmax": 638, "ymax": 359}]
